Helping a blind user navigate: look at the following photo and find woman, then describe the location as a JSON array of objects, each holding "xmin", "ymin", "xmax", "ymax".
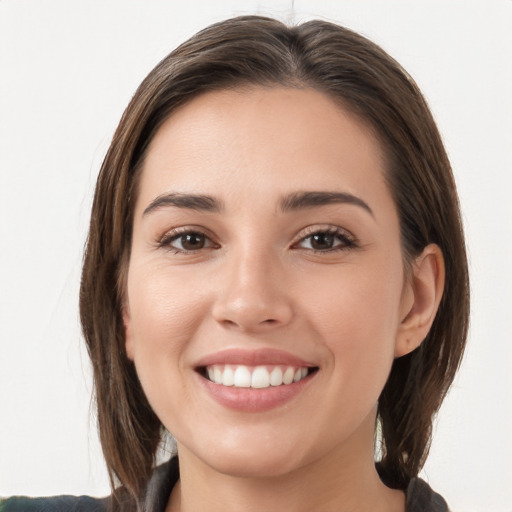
[{"xmin": 1, "ymin": 15, "xmax": 469, "ymax": 512}]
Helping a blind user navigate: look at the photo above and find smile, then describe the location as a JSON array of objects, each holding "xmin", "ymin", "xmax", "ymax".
[
  {"xmin": 204, "ymin": 364, "xmax": 313, "ymax": 388},
  {"xmin": 195, "ymin": 349, "xmax": 319, "ymax": 411}
]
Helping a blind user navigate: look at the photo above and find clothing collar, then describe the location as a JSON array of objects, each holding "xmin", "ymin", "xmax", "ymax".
[{"xmin": 141, "ymin": 457, "xmax": 448, "ymax": 512}]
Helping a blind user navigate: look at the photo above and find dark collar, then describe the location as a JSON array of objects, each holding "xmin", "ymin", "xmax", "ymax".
[
  {"xmin": 141, "ymin": 457, "xmax": 448, "ymax": 512},
  {"xmin": 142, "ymin": 457, "xmax": 180, "ymax": 512}
]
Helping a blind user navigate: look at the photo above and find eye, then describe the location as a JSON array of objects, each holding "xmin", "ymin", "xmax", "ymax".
[
  {"xmin": 294, "ymin": 228, "xmax": 355, "ymax": 252},
  {"xmin": 160, "ymin": 230, "xmax": 216, "ymax": 253}
]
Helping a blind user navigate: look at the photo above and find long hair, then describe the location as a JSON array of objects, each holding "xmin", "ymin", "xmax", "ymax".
[{"xmin": 80, "ymin": 15, "xmax": 469, "ymax": 505}]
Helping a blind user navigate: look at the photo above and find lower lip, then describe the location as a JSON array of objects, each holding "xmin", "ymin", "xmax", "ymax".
[{"xmin": 198, "ymin": 373, "xmax": 315, "ymax": 412}]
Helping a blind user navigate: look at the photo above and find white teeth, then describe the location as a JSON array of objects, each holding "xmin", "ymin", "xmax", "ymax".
[
  {"xmin": 233, "ymin": 366, "xmax": 251, "ymax": 388},
  {"xmin": 214, "ymin": 366, "xmax": 223, "ymax": 385},
  {"xmin": 270, "ymin": 367, "xmax": 283, "ymax": 386},
  {"xmin": 205, "ymin": 364, "xmax": 311, "ymax": 388},
  {"xmin": 222, "ymin": 366, "xmax": 234, "ymax": 386},
  {"xmin": 283, "ymin": 367, "xmax": 295, "ymax": 385},
  {"xmin": 251, "ymin": 366, "xmax": 270, "ymax": 388}
]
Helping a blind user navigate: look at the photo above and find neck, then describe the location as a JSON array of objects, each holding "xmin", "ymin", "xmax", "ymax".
[{"xmin": 166, "ymin": 411, "xmax": 405, "ymax": 512}]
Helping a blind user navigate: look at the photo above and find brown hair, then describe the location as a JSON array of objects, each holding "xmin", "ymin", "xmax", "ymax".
[{"xmin": 80, "ymin": 15, "xmax": 469, "ymax": 505}]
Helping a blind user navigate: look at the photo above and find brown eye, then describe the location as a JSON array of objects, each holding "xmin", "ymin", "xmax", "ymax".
[
  {"xmin": 179, "ymin": 233, "xmax": 206, "ymax": 250},
  {"xmin": 296, "ymin": 229, "xmax": 355, "ymax": 252},
  {"xmin": 165, "ymin": 231, "xmax": 213, "ymax": 252},
  {"xmin": 310, "ymin": 233, "xmax": 336, "ymax": 250}
]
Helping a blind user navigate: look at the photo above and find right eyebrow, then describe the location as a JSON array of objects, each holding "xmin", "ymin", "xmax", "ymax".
[
  {"xmin": 142, "ymin": 193, "xmax": 223, "ymax": 216},
  {"xmin": 280, "ymin": 191, "xmax": 374, "ymax": 217}
]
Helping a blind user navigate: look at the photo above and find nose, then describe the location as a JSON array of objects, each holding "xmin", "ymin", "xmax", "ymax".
[{"xmin": 211, "ymin": 248, "xmax": 294, "ymax": 332}]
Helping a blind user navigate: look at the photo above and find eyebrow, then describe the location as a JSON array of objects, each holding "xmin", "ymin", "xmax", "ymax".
[
  {"xmin": 143, "ymin": 192, "xmax": 223, "ymax": 216},
  {"xmin": 280, "ymin": 191, "xmax": 373, "ymax": 216},
  {"xmin": 142, "ymin": 190, "xmax": 373, "ymax": 217}
]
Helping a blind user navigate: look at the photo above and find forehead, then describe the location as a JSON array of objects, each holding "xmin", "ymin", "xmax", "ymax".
[{"xmin": 137, "ymin": 87, "xmax": 393, "ymax": 219}]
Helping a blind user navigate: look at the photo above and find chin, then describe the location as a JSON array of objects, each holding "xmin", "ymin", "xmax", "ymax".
[
  {"xmin": 211, "ymin": 451, "xmax": 306, "ymax": 479},
  {"xmin": 183, "ymin": 431, "xmax": 311, "ymax": 479}
]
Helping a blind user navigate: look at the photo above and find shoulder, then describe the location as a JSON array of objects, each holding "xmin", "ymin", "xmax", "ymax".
[
  {"xmin": 0, "ymin": 495, "xmax": 108, "ymax": 512},
  {"xmin": 0, "ymin": 458, "xmax": 179, "ymax": 512},
  {"xmin": 406, "ymin": 478, "xmax": 450, "ymax": 512}
]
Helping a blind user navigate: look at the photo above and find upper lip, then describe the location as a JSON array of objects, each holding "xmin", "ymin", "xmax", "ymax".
[{"xmin": 194, "ymin": 348, "xmax": 316, "ymax": 368}]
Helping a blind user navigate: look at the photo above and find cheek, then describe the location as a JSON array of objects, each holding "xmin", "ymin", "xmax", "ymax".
[
  {"xmin": 128, "ymin": 262, "xmax": 203, "ymax": 339},
  {"xmin": 307, "ymin": 258, "xmax": 403, "ymax": 337},
  {"xmin": 124, "ymin": 263, "xmax": 217, "ymax": 433},
  {"xmin": 304, "ymin": 259, "xmax": 404, "ymax": 389},
  {"xmin": 125, "ymin": 263, "xmax": 209, "ymax": 387}
]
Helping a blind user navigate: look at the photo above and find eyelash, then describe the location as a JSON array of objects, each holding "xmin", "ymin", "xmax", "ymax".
[
  {"xmin": 158, "ymin": 227, "xmax": 217, "ymax": 254},
  {"xmin": 292, "ymin": 226, "xmax": 357, "ymax": 252},
  {"xmin": 158, "ymin": 226, "xmax": 357, "ymax": 254}
]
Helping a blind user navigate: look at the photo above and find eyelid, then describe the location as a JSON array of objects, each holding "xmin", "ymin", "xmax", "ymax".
[
  {"xmin": 157, "ymin": 226, "xmax": 218, "ymax": 253},
  {"xmin": 155, "ymin": 224, "xmax": 357, "ymax": 254},
  {"xmin": 291, "ymin": 225, "xmax": 357, "ymax": 251}
]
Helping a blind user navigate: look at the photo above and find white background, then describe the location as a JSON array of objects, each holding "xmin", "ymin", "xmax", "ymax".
[{"xmin": 1, "ymin": 1, "xmax": 511, "ymax": 511}]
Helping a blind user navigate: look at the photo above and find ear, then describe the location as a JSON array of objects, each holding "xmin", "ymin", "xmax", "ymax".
[
  {"xmin": 122, "ymin": 304, "xmax": 135, "ymax": 361},
  {"xmin": 395, "ymin": 244, "xmax": 445, "ymax": 357}
]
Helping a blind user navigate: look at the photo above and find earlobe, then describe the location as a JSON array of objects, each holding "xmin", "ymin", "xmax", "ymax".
[
  {"xmin": 395, "ymin": 244, "xmax": 445, "ymax": 357},
  {"xmin": 122, "ymin": 305, "xmax": 135, "ymax": 361}
]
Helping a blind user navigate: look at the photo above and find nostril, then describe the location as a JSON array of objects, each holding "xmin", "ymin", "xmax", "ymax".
[{"xmin": 212, "ymin": 296, "xmax": 293, "ymax": 331}]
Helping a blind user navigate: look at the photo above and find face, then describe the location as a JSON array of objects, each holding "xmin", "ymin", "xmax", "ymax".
[{"xmin": 124, "ymin": 87, "xmax": 414, "ymax": 478}]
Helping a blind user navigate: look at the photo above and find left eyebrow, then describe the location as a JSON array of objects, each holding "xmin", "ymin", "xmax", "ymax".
[
  {"xmin": 142, "ymin": 192, "xmax": 223, "ymax": 216},
  {"xmin": 280, "ymin": 191, "xmax": 374, "ymax": 217}
]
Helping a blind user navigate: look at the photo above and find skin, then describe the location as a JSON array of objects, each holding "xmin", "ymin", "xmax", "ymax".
[{"xmin": 123, "ymin": 87, "xmax": 444, "ymax": 512}]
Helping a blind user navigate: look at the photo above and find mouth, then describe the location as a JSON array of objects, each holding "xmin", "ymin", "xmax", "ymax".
[
  {"xmin": 194, "ymin": 349, "xmax": 319, "ymax": 411},
  {"xmin": 199, "ymin": 364, "xmax": 318, "ymax": 389}
]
